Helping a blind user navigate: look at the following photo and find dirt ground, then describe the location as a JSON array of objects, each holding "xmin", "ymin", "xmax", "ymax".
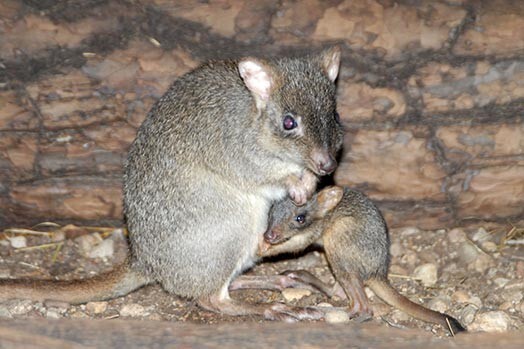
[{"xmin": 0, "ymin": 221, "xmax": 522, "ymax": 339}]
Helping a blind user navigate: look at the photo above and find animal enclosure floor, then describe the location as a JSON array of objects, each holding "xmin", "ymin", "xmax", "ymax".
[{"xmin": 0, "ymin": 223, "xmax": 523, "ymax": 347}]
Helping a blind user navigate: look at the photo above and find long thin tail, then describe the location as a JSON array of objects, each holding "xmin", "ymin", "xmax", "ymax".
[
  {"xmin": 367, "ymin": 278, "xmax": 466, "ymax": 335},
  {"xmin": 0, "ymin": 260, "xmax": 150, "ymax": 304}
]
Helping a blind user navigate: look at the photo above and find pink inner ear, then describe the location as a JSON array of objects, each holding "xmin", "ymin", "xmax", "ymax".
[
  {"xmin": 327, "ymin": 62, "xmax": 339, "ymax": 82},
  {"xmin": 323, "ymin": 47, "xmax": 341, "ymax": 82},
  {"xmin": 238, "ymin": 60, "xmax": 272, "ymax": 101}
]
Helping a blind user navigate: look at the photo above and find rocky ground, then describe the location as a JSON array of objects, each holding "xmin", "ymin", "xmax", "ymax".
[
  {"xmin": 1, "ymin": 0, "xmax": 523, "ymax": 230},
  {"xmin": 0, "ymin": 222, "xmax": 522, "ymax": 337},
  {"xmin": 0, "ymin": 1, "xmax": 523, "ymax": 346}
]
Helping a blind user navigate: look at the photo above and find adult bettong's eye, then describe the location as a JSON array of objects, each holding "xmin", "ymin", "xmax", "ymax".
[
  {"xmin": 295, "ymin": 214, "xmax": 306, "ymax": 224},
  {"xmin": 283, "ymin": 113, "xmax": 297, "ymax": 130}
]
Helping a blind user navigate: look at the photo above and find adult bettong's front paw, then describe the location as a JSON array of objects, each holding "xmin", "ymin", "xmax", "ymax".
[{"xmin": 287, "ymin": 170, "xmax": 318, "ymax": 206}]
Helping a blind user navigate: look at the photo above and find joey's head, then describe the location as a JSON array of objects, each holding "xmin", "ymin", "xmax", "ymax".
[
  {"xmin": 238, "ymin": 47, "xmax": 344, "ymax": 176},
  {"xmin": 264, "ymin": 186, "xmax": 344, "ymax": 245}
]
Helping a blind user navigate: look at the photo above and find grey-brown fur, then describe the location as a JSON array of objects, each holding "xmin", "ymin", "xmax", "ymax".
[
  {"xmin": 264, "ymin": 187, "xmax": 389, "ymax": 279},
  {"xmin": 262, "ymin": 186, "xmax": 466, "ymax": 334},
  {"xmin": 123, "ymin": 49, "xmax": 343, "ymax": 308}
]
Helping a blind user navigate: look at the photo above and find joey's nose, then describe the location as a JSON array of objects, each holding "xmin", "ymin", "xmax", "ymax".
[{"xmin": 264, "ymin": 229, "xmax": 278, "ymax": 244}]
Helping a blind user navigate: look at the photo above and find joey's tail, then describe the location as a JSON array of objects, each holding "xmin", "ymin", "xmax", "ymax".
[
  {"xmin": 367, "ymin": 278, "xmax": 466, "ymax": 335},
  {"xmin": 0, "ymin": 260, "xmax": 150, "ymax": 304}
]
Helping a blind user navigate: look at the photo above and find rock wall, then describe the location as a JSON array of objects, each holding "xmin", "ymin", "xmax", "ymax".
[{"xmin": 0, "ymin": 0, "xmax": 523, "ymax": 229}]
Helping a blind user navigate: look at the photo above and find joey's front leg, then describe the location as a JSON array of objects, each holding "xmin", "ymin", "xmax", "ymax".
[{"xmin": 286, "ymin": 170, "xmax": 318, "ymax": 206}]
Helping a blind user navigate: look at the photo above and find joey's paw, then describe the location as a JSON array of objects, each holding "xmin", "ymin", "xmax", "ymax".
[{"xmin": 264, "ymin": 303, "xmax": 324, "ymax": 322}]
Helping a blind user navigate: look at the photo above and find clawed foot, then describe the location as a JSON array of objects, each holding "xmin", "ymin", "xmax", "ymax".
[
  {"xmin": 264, "ymin": 303, "xmax": 324, "ymax": 322},
  {"xmin": 281, "ymin": 269, "xmax": 373, "ymax": 320}
]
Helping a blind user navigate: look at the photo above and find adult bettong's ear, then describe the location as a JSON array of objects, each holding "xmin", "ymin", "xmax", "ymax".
[
  {"xmin": 319, "ymin": 46, "xmax": 341, "ymax": 82},
  {"xmin": 315, "ymin": 186, "xmax": 344, "ymax": 217},
  {"xmin": 238, "ymin": 58, "xmax": 274, "ymax": 109}
]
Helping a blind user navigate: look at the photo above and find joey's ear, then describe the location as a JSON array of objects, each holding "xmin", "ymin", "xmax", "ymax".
[
  {"xmin": 314, "ymin": 186, "xmax": 344, "ymax": 217},
  {"xmin": 238, "ymin": 58, "xmax": 274, "ymax": 107},
  {"xmin": 320, "ymin": 46, "xmax": 341, "ymax": 82}
]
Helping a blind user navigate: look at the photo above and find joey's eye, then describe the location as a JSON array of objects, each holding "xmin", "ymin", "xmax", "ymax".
[
  {"xmin": 295, "ymin": 214, "xmax": 306, "ymax": 224},
  {"xmin": 334, "ymin": 112, "xmax": 341, "ymax": 124},
  {"xmin": 283, "ymin": 113, "xmax": 297, "ymax": 130}
]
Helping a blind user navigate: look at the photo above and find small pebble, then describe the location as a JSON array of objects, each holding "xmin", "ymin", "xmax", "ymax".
[
  {"xmin": 88, "ymin": 238, "xmax": 114, "ymax": 259},
  {"xmin": 460, "ymin": 304, "xmax": 478, "ymax": 325},
  {"xmin": 400, "ymin": 251, "xmax": 418, "ymax": 268},
  {"xmin": 51, "ymin": 231, "xmax": 66, "ymax": 242},
  {"xmin": 86, "ymin": 301, "xmax": 108, "ymax": 314},
  {"xmin": 282, "ymin": 288, "xmax": 311, "ymax": 302},
  {"xmin": 119, "ymin": 303, "xmax": 146, "ymax": 317},
  {"xmin": 469, "ymin": 311, "xmax": 511, "ymax": 332},
  {"xmin": 147, "ymin": 312, "xmax": 164, "ymax": 321},
  {"xmin": 501, "ymin": 289, "xmax": 523, "ymax": 303},
  {"xmin": 75, "ymin": 233, "xmax": 103, "ymax": 256},
  {"xmin": 471, "ymin": 254, "xmax": 494, "ymax": 273},
  {"xmin": 468, "ymin": 296, "xmax": 483, "ymax": 308},
  {"xmin": 69, "ymin": 311, "xmax": 89, "ymax": 319},
  {"xmin": 316, "ymin": 302, "xmax": 334, "ymax": 308},
  {"xmin": 293, "ymin": 252, "xmax": 323, "ymax": 269},
  {"xmin": 494, "ymin": 278, "xmax": 510, "ymax": 288},
  {"xmin": 46, "ymin": 309, "xmax": 61, "ymax": 319},
  {"xmin": 427, "ymin": 296, "xmax": 450, "ymax": 313},
  {"xmin": 388, "ymin": 264, "xmax": 408, "ymax": 275},
  {"xmin": 44, "ymin": 300, "xmax": 70, "ymax": 311},
  {"xmin": 452, "ymin": 290, "xmax": 470, "ymax": 303},
  {"xmin": 8, "ymin": 236, "xmax": 27, "ymax": 249},
  {"xmin": 412, "ymin": 263, "xmax": 438, "ymax": 287},
  {"xmin": 400, "ymin": 227, "xmax": 421, "ymax": 236},
  {"xmin": 325, "ymin": 309, "xmax": 350, "ymax": 324},
  {"xmin": 0, "ymin": 305, "xmax": 12, "ymax": 318},
  {"xmin": 7, "ymin": 299, "xmax": 33, "ymax": 315},
  {"xmin": 389, "ymin": 242, "xmax": 404, "ymax": 257},
  {"xmin": 472, "ymin": 227, "xmax": 491, "ymax": 242},
  {"xmin": 447, "ymin": 228, "xmax": 466, "ymax": 243},
  {"xmin": 458, "ymin": 242, "xmax": 479, "ymax": 264},
  {"xmin": 390, "ymin": 309, "xmax": 410, "ymax": 322},
  {"xmin": 481, "ymin": 241, "xmax": 497, "ymax": 253},
  {"xmin": 452, "ymin": 292, "xmax": 482, "ymax": 308}
]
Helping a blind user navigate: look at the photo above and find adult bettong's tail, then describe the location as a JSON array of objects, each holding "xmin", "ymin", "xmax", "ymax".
[{"xmin": 0, "ymin": 260, "xmax": 150, "ymax": 304}]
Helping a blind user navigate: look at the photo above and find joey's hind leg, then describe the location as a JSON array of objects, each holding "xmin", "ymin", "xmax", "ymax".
[
  {"xmin": 332, "ymin": 267, "xmax": 373, "ymax": 321},
  {"xmin": 197, "ymin": 284, "xmax": 323, "ymax": 322}
]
